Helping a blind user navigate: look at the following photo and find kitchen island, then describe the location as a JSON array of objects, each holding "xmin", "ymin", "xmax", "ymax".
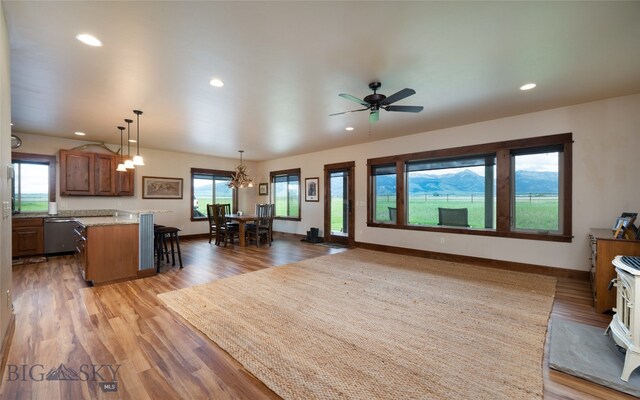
[
  {"xmin": 74, "ymin": 215, "xmax": 140, "ymax": 285},
  {"xmin": 73, "ymin": 211, "xmax": 157, "ymax": 285}
]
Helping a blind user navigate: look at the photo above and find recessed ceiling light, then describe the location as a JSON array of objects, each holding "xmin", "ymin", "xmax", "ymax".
[
  {"xmin": 75, "ymin": 34, "xmax": 102, "ymax": 47},
  {"xmin": 74, "ymin": 131, "xmax": 86, "ymax": 136},
  {"xmin": 209, "ymin": 78, "xmax": 224, "ymax": 87},
  {"xmin": 345, "ymin": 127, "xmax": 354, "ymax": 131},
  {"xmin": 10, "ymin": 122, "xmax": 13, "ymax": 126},
  {"xmin": 129, "ymin": 139, "xmax": 137, "ymax": 143},
  {"xmin": 520, "ymin": 83, "xmax": 536, "ymax": 91}
]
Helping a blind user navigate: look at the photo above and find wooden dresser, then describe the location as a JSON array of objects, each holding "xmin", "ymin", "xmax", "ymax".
[{"xmin": 589, "ymin": 228, "xmax": 640, "ymax": 313}]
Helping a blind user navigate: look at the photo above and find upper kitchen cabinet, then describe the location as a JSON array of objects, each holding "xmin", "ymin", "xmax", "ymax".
[
  {"xmin": 60, "ymin": 149, "xmax": 134, "ymax": 196},
  {"xmin": 60, "ymin": 150, "xmax": 94, "ymax": 195},
  {"xmin": 94, "ymin": 153, "xmax": 116, "ymax": 195},
  {"xmin": 116, "ymin": 167, "xmax": 135, "ymax": 196}
]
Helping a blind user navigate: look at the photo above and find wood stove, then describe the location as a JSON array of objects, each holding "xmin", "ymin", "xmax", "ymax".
[{"xmin": 606, "ymin": 255, "xmax": 640, "ymax": 381}]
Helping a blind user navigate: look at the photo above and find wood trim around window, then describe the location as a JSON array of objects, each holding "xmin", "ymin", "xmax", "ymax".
[
  {"xmin": 11, "ymin": 152, "xmax": 57, "ymax": 202},
  {"xmin": 366, "ymin": 133, "xmax": 573, "ymax": 242},
  {"xmin": 269, "ymin": 168, "xmax": 301, "ymax": 221}
]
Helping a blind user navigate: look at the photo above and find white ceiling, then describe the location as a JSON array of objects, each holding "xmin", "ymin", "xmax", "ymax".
[{"xmin": 4, "ymin": 1, "xmax": 640, "ymax": 161}]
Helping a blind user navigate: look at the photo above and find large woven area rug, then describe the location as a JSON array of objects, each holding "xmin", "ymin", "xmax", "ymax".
[{"xmin": 158, "ymin": 249, "xmax": 556, "ymax": 399}]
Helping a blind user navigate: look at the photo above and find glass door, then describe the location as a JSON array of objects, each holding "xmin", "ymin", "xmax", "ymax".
[{"xmin": 324, "ymin": 162, "xmax": 355, "ymax": 246}]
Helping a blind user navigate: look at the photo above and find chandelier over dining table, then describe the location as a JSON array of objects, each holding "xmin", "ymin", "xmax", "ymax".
[{"xmin": 228, "ymin": 150, "xmax": 254, "ymax": 189}]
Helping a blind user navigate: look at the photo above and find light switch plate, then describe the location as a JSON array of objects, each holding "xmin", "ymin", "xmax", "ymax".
[{"xmin": 6, "ymin": 164, "xmax": 13, "ymax": 179}]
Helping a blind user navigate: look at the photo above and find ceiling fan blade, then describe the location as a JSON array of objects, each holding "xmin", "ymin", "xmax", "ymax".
[
  {"xmin": 329, "ymin": 108, "xmax": 369, "ymax": 116},
  {"xmin": 385, "ymin": 105, "xmax": 424, "ymax": 113},
  {"xmin": 381, "ymin": 88, "xmax": 416, "ymax": 105},
  {"xmin": 369, "ymin": 110, "xmax": 379, "ymax": 123},
  {"xmin": 339, "ymin": 93, "xmax": 369, "ymax": 106}
]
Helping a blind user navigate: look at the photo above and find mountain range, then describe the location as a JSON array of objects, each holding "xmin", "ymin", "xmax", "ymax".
[{"xmin": 373, "ymin": 170, "xmax": 558, "ymax": 195}]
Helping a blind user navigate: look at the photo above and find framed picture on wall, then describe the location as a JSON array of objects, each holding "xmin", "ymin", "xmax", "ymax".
[
  {"xmin": 142, "ymin": 176, "xmax": 183, "ymax": 199},
  {"xmin": 305, "ymin": 177, "xmax": 319, "ymax": 202},
  {"xmin": 259, "ymin": 183, "xmax": 268, "ymax": 196}
]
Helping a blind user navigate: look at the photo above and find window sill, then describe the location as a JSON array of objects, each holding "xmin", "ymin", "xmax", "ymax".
[
  {"xmin": 367, "ymin": 222, "xmax": 572, "ymax": 242},
  {"xmin": 273, "ymin": 217, "xmax": 301, "ymax": 222}
]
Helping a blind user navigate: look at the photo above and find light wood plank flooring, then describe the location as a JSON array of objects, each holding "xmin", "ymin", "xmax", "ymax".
[{"xmin": 0, "ymin": 234, "xmax": 634, "ymax": 399}]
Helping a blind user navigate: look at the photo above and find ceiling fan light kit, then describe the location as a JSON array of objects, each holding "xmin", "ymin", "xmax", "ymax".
[{"xmin": 331, "ymin": 81, "xmax": 424, "ymax": 122}]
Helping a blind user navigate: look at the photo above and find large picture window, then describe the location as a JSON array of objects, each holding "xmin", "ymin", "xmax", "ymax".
[
  {"xmin": 367, "ymin": 133, "xmax": 572, "ymax": 242},
  {"xmin": 511, "ymin": 146, "xmax": 563, "ymax": 233},
  {"xmin": 191, "ymin": 168, "xmax": 235, "ymax": 220},
  {"xmin": 270, "ymin": 168, "xmax": 301, "ymax": 220},
  {"xmin": 406, "ymin": 155, "xmax": 496, "ymax": 229},
  {"xmin": 11, "ymin": 153, "xmax": 56, "ymax": 214}
]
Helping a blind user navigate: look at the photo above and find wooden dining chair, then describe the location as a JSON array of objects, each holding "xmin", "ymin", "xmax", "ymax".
[
  {"xmin": 247, "ymin": 205, "xmax": 272, "ymax": 247},
  {"xmin": 206, "ymin": 204, "xmax": 217, "ymax": 243},
  {"xmin": 213, "ymin": 204, "xmax": 238, "ymax": 247}
]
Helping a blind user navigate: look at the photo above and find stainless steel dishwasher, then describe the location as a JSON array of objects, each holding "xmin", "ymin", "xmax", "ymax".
[{"xmin": 44, "ymin": 217, "xmax": 79, "ymax": 255}]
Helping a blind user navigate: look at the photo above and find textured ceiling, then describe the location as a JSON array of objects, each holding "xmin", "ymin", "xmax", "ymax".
[{"xmin": 5, "ymin": 1, "xmax": 640, "ymax": 160}]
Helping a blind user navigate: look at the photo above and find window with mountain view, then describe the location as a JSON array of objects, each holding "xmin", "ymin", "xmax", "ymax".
[
  {"xmin": 191, "ymin": 168, "xmax": 234, "ymax": 220},
  {"xmin": 367, "ymin": 133, "xmax": 572, "ymax": 242},
  {"xmin": 270, "ymin": 168, "xmax": 301, "ymax": 220},
  {"xmin": 406, "ymin": 155, "xmax": 496, "ymax": 228},
  {"xmin": 511, "ymin": 147, "xmax": 562, "ymax": 233},
  {"xmin": 372, "ymin": 164, "xmax": 397, "ymax": 223}
]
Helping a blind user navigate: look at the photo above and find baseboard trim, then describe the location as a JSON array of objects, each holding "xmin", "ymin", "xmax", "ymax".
[
  {"xmin": 180, "ymin": 233, "xmax": 209, "ymax": 240},
  {"xmin": 137, "ymin": 268, "xmax": 156, "ymax": 279},
  {"xmin": 0, "ymin": 313, "xmax": 16, "ymax": 389},
  {"xmin": 354, "ymin": 241, "xmax": 589, "ymax": 280}
]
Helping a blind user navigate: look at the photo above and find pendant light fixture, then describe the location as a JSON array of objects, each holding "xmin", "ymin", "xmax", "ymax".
[
  {"xmin": 124, "ymin": 118, "xmax": 135, "ymax": 169},
  {"xmin": 132, "ymin": 109, "xmax": 144, "ymax": 166},
  {"xmin": 116, "ymin": 126, "xmax": 127, "ymax": 172},
  {"xmin": 228, "ymin": 150, "xmax": 254, "ymax": 189}
]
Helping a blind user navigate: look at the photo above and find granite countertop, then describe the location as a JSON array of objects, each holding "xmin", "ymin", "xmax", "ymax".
[
  {"xmin": 13, "ymin": 209, "xmax": 116, "ymax": 219},
  {"xmin": 13, "ymin": 209, "xmax": 171, "ymax": 219},
  {"xmin": 75, "ymin": 215, "xmax": 139, "ymax": 227}
]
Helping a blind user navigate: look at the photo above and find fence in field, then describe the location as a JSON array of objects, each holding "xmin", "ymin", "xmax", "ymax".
[{"xmin": 372, "ymin": 193, "xmax": 558, "ymax": 203}]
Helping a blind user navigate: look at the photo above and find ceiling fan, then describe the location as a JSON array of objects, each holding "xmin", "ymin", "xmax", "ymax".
[{"xmin": 330, "ymin": 81, "xmax": 424, "ymax": 123}]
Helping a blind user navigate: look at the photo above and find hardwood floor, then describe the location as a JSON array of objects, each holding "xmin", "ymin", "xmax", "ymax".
[{"xmin": 0, "ymin": 234, "xmax": 634, "ymax": 399}]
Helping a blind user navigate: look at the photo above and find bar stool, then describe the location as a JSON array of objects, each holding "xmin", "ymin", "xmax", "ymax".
[{"xmin": 155, "ymin": 226, "xmax": 183, "ymax": 272}]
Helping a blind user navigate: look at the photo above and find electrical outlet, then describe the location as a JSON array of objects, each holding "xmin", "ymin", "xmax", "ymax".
[
  {"xmin": 6, "ymin": 290, "xmax": 11, "ymax": 308},
  {"xmin": 440, "ymin": 237, "xmax": 445, "ymax": 244}
]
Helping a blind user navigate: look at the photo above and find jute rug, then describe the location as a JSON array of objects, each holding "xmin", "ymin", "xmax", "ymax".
[{"xmin": 158, "ymin": 248, "xmax": 556, "ymax": 399}]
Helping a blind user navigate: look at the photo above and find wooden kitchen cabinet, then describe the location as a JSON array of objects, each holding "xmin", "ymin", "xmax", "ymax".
[
  {"xmin": 12, "ymin": 218, "xmax": 44, "ymax": 257},
  {"xmin": 94, "ymin": 153, "xmax": 116, "ymax": 195},
  {"xmin": 75, "ymin": 223, "xmax": 139, "ymax": 284},
  {"xmin": 116, "ymin": 167, "xmax": 135, "ymax": 196},
  {"xmin": 60, "ymin": 150, "xmax": 94, "ymax": 195},
  {"xmin": 589, "ymin": 228, "xmax": 640, "ymax": 313},
  {"xmin": 60, "ymin": 149, "xmax": 134, "ymax": 196}
]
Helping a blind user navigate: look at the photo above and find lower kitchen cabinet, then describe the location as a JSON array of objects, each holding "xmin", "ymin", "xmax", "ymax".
[
  {"xmin": 75, "ymin": 223, "xmax": 139, "ymax": 284},
  {"xmin": 12, "ymin": 218, "xmax": 44, "ymax": 257}
]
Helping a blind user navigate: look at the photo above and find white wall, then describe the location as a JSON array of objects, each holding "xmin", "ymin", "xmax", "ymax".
[
  {"xmin": 257, "ymin": 93, "xmax": 640, "ymax": 271},
  {"xmin": 0, "ymin": 1, "xmax": 13, "ymax": 351},
  {"xmin": 13, "ymin": 133, "xmax": 259, "ymax": 235}
]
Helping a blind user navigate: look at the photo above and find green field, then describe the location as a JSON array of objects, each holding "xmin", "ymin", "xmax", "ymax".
[
  {"xmin": 193, "ymin": 196, "xmax": 233, "ymax": 217},
  {"xmin": 354, "ymin": 195, "xmax": 558, "ymax": 232},
  {"xmin": 14, "ymin": 193, "xmax": 48, "ymax": 212},
  {"xmin": 198, "ymin": 194, "xmax": 557, "ymax": 232}
]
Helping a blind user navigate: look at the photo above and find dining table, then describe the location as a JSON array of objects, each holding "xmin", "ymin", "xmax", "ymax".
[{"xmin": 225, "ymin": 213, "xmax": 258, "ymax": 247}]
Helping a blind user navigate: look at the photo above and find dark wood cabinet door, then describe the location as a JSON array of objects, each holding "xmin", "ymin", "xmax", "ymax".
[
  {"xmin": 116, "ymin": 168, "xmax": 135, "ymax": 196},
  {"xmin": 12, "ymin": 227, "xmax": 44, "ymax": 257},
  {"xmin": 95, "ymin": 154, "xmax": 116, "ymax": 195},
  {"xmin": 60, "ymin": 150, "xmax": 95, "ymax": 195}
]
